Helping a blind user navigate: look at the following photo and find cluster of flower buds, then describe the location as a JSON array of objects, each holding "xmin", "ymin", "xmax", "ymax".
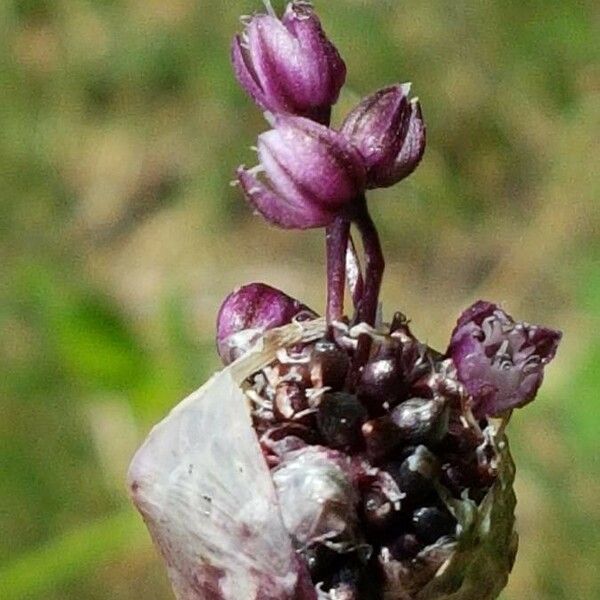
[
  {"xmin": 128, "ymin": 3, "xmax": 562, "ymax": 600},
  {"xmin": 233, "ymin": 0, "xmax": 425, "ymax": 241}
]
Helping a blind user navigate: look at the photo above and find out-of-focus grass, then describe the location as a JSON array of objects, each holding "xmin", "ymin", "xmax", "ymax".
[{"xmin": 0, "ymin": 0, "xmax": 598, "ymax": 598}]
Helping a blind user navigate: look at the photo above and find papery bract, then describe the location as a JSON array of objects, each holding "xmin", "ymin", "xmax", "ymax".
[
  {"xmin": 272, "ymin": 446, "xmax": 359, "ymax": 547},
  {"xmin": 232, "ymin": 1, "xmax": 346, "ymax": 124},
  {"xmin": 217, "ymin": 282, "xmax": 315, "ymax": 364},
  {"xmin": 127, "ymin": 367, "xmax": 317, "ymax": 600},
  {"xmin": 237, "ymin": 116, "xmax": 366, "ymax": 229},
  {"xmin": 448, "ymin": 301, "xmax": 562, "ymax": 418},
  {"xmin": 341, "ymin": 84, "xmax": 426, "ymax": 189}
]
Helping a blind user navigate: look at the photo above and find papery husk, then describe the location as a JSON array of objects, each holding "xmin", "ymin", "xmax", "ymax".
[
  {"xmin": 381, "ymin": 423, "xmax": 518, "ymax": 600},
  {"xmin": 127, "ymin": 318, "xmax": 327, "ymax": 600},
  {"xmin": 128, "ymin": 318, "xmax": 518, "ymax": 600}
]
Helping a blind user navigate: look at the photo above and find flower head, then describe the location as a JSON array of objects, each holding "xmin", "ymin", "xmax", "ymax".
[
  {"xmin": 237, "ymin": 115, "xmax": 366, "ymax": 229},
  {"xmin": 216, "ymin": 282, "xmax": 316, "ymax": 364},
  {"xmin": 340, "ymin": 84, "xmax": 426, "ymax": 189},
  {"xmin": 448, "ymin": 301, "xmax": 562, "ymax": 418},
  {"xmin": 232, "ymin": 1, "xmax": 346, "ymax": 124}
]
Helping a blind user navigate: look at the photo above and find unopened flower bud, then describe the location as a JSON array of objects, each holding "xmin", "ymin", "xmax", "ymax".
[
  {"xmin": 237, "ymin": 115, "xmax": 366, "ymax": 229},
  {"xmin": 340, "ymin": 83, "xmax": 426, "ymax": 189},
  {"xmin": 232, "ymin": 1, "xmax": 346, "ymax": 124},
  {"xmin": 216, "ymin": 282, "xmax": 315, "ymax": 364},
  {"xmin": 448, "ymin": 300, "xmax": 562, "ymax": 418}
]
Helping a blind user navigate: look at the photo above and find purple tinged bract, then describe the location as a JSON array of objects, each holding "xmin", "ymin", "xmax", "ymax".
[
  {"xmin": 237, "ymin": 115, "xmax": 367, "ymax": 229},
  {"xmin": 448, "ymin": 300, "xmax": 562, "ymax": 419},
  {"xmin": 231, "ymin": 1, "xmax": 346, "ymax": 125},
  {"xmin": 340, "ymin": 83, "xmax": 426, "ymax": 189},
  {"xmin": 216, "ymin": 282, "xmax": 316, "ymax": 364}
]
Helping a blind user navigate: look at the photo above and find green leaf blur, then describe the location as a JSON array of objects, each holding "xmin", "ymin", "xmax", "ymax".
[{"xmin": 0, "ymin": 0, "xmax": 598, "ymax": 598}]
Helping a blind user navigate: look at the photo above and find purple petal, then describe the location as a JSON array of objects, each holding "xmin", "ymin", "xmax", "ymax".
[
  {"xmin": 231, "ymin": 34, "xmax": 268, "ymax": 110},
  {"xmin": 247, "ymin": 15, "xmax": 299, "ymax": 112},
  {"xmin": 237, "ymin": 166, "xmax": 335, "ymax": 229},
  {"xmin": 387, "ymin": 99, "xmax": 427, "ymax": 185},
  {"xmin": 281, "ymin": 2, "xmax": 346, "ymax": 112},
  {"xmin": 529, "ymin": 326, "xmax": 562, "ymax": 362},
  {"xmin": 453, "ymin": 300, "xmax": 499, "ymax": 333},
  {"xmin": 259, "ymin": 116, "xmax": 366, "ymax": 209}
]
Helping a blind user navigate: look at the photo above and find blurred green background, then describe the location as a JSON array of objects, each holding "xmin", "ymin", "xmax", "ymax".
[{"xmin": 0, "ymin": 0, "xmax": 598, "ymax": 598}]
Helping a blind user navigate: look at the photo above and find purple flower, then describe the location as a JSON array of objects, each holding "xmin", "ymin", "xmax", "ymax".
[
  {"xmin": 448, "ymin": 301, "xmax": 562, "ymax": 418},
  {"xmin": 237, "ymin": 115, "xmax": 366, "ymax": 229},
  {"xmin": 340, "ymin": 83, "xmax": 426, "ymax": 189},
  {"xmin": 217, "ymin": 282, "xmax": 316, "ymax": 364},
  {"xmin": 231, "ymin": 1, "xmax": 346, "ymax": 125}
]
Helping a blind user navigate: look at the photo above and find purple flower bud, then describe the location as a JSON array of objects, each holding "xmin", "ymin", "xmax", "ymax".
[
  {"xmin": 231, "ymin": 1, "xmax": 346, "ymax": 125},
  {"xmin": 448, "ymin": 301, "xmax": 562, "ymax": 419},
  {"xmin": 237, "ymin": 115, "xmax": 366, "ymax": 229},
  {"xmin": 340, "ymin": 84, "xmax": 426, "ymax": 189},
  {"xmin": 216, "ymin": 282, "xmax": 316, "ymax": 364}
]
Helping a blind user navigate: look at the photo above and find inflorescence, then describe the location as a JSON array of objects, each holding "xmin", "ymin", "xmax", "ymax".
[{"xmin": 218, "ymin": 2, "xmax": 562, "ymax": 598}]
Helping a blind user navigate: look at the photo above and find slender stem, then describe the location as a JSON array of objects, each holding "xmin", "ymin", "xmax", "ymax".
[
  {"xmin": 354, "ymin": 199, "xmax": 385, "ymax": 326},
  {"xmin": 346, "ymin": 233, "xmax": 364, "ymax": 317},
  {"xmin": 326, "ymin": 216, "xmax": 351, "ymax": 324}
]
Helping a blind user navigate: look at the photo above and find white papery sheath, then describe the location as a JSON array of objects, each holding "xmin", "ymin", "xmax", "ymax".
[{"xmin": 127, "ymin": 319, "xmax": 327, "ymax": 600}]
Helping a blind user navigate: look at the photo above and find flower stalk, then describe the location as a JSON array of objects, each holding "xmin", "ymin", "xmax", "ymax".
[
  {"xmin": 325, "ymin": 216, "xmax": 351, "ymax": 324},
  {"xmin": 353, "ymin": 198, "xmax": 385, "ymax": 327}
]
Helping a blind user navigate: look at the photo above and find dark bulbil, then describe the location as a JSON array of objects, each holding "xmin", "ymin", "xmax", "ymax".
[
  {"xmin": 317, "ymin": 392, "xmax": 368, "ymax": 450},
  {"xmin": 303, "ymin": 542, "xmax": 344, "ymax": 583},
  {"xmin": 388, "ymin": 533, "xmax": 423, "ymax": 561},
  {"xmin": 358, "ymin": 356, "xmax": 404, "ymax": 411},
  {"xmin": 411, "ymin": 506, "xmax": 457, "ymax": 545},
  {"xmin": 390, "ymin": 398, "xmax": 449, "ymax": 445},
  {"xmin": 386, "ymin": 445, "xmax": 439, "ymax": 505},
  {"xmin": 362, "ymin": 416, "xmax": 402, "ymax": 463},
  {"xmin": 311, "ymin": 340, "xmax": 351, "ymax": 390}
]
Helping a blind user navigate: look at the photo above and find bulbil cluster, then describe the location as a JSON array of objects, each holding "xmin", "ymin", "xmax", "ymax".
[{"xmin": 216, "ymin": 284, "xmax": 560, "ymax": 598}]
